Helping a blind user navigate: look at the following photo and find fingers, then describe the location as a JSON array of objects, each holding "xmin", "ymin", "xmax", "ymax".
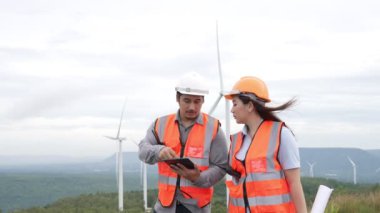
[
  {"xmin": 175, "ymin": 163, "xmax": 187, "ymax": 170},
  {"xmin": 158, "ymin": 147, "xmax": 177, "ymax": 160},
  {"xmin": 170, "ymin": 164, "xmax": 185, "ymax": 176},
  {"xmin": 170, "ymin": 164, "xmax": 180, "ymax": 172},
  {"xmin": 167, "ymin": 148, "xmax": 177, "ymax": 158},
  {"xmin": 170, "ymin": 163, "xmax": 200, "ymax": 182}
]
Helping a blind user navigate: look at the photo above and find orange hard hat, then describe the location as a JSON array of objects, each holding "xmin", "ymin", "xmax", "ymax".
[{"xmin": 224, "ymin": 76, "xmax": 270, "ymax": 102}]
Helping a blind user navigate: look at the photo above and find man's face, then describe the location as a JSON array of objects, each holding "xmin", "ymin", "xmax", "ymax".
[{"xmin": 177, "ymin": 94, "xmax": 204, "ymax": 122}]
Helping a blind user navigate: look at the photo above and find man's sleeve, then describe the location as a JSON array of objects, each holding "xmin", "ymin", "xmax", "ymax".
[
  {"xmin": 138, "ymin": 122, "xmax": 166, "ymax": 165},
  {"xmin": 192, "ymin": 126, "xmax": 228, "ymax": 187}
]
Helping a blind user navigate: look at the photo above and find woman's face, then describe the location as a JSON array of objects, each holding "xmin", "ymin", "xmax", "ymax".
[{"xmin": 231, "ymin": 96, "xmax": 250, "ymax": 124}]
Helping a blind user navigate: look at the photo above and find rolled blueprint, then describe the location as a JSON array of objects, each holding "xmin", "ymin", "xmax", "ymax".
[{"xmin": 310, "ymin": 185, "xmax": 334, "ymax": 213}]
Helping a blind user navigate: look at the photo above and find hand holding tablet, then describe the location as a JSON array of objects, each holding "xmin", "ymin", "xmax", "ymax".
[{"xmin": 164, "ymin": 158, "xmax": 195, "ymax": 169}]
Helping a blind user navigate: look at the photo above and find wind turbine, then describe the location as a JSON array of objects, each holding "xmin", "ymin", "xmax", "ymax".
[
  {"xmin": 307, "ymin": 161, "xmax": 316, "ymax": 178},
  {"xmin": 208, "ymin": 21, "xmax": 231, "ymax": 206},
  {"xmin": 104, "ymin": 100, "xmax": 127, "ymax": 211},
  {"xmin": 347, "ymin": 156, "xmax": 357, "ymax": 185}
]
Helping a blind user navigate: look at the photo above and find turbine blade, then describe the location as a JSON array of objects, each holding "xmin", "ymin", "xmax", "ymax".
[
  {"xmin": 116, "ymin": 98, "xmax": 127, "ymax": 138},
  {"xmin": 130, "ymin": 140, "xmax": 139, "ymax": 146},
  {"xmin": 208, "ymin": 94, "xmax": 223, "ymax": 115},
  {"xmin": 216, "ymin": 20, "xmax": 224, "ymax": 91},
  {"xmin": 208, "ymin": 21, "xmax": 226, "ymax": 116},
  {"xmin": 104, "ymin": 135, "xmax": 117, "ymax": 140},
  {"xmin": 347, "ymin": 156, "xmax": 356, "ymax": 166}
]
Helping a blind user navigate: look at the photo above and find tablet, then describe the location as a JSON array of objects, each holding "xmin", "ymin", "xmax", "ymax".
[{"xmin": 164, "ymin": 158, "xmax": 195, "ymax": 169}]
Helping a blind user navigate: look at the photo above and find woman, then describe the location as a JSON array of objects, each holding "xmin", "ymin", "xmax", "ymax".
[{"xmin": 224, "ymin": 76, "xmax": 307, "ymax": 213}]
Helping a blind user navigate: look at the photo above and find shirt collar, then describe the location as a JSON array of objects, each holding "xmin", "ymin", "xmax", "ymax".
[{"xmin": 242, "ymin": 125, "xmax": 249, "ymax": 136}]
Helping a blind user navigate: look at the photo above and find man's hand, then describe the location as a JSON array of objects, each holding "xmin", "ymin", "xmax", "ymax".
[
  {"xmin": 170, "ymin": 163, "xmax": 201, "ymax": 182},
  {"xmin": 158, "ymin": 147, "xmax": 177, "ymax": 160}
]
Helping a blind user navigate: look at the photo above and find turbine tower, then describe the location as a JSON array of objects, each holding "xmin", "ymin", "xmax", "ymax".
[
  {"xmin": 141, "ymin": 161, "xmax": 149, "ymax": 212},
  {"xmin": 208, "ymin": 21, "xmax": 231, "ymax": 206},
  {"xmin": 347, "ymin": 156, "xmax": 357, "ymax": 185},
  {"xmin": 130, "ymin": 140, "xmax": 150, "ymax": 212},
  {"xmin": 143, "ymin": 161, "xmax": 149, "ymax": 212},
  {"xmin": 307, "ymin": 162, "xmax": 316, "ymax": 178},
  {"xmin": 104, "ymin": 100, "xmax": 127, "ymax": 211}
]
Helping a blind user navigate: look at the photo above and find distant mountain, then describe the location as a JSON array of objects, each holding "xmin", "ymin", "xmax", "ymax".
[
  {"xmin": 100, "ymin": 152, "xmax": 158, "ymax": 174},
  {"xmin": 366, "ymin": 149, "xmax": 380, "ymax": 159},
  {"xmin": 300, "ymin": 147, "xmax": 380, "ymax": 183},
  {"xmin": 0, "ymin": 152, "xmax": 157, "ymax": 175},
  {"xmin": 0, "ymin": 155, "xmax": 102, "ymax": 166},
  {"xmin": 1, "ymin": 149, "xmax": 379, "ymax": 183}
]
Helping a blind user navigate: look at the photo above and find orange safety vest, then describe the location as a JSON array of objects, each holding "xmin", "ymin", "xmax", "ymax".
[
  {"xmin": 226, "ymin": 121, "xmax": 295, "ymax": 213},
  {"xmin": 154, "ymin": 113, "xmax": 219, "ymax": 208}
]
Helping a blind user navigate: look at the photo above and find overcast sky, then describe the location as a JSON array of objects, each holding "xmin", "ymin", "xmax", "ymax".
[{"xmin": 1, "ymin": 0, "xmax": 379, "ymax": 159}]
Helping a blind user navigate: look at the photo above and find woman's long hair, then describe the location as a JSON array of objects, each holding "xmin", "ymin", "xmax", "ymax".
[{"xmin": 238, "ymin": 94, "xmax": 297, "ymax": 122}]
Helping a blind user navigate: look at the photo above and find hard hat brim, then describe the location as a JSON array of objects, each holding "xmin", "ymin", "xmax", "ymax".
[
  {"xmin": 224, "ymin": 90, "xmax": 271, "ymax": 102},
  {"xmin": 179, "ymin": 91, "xmax": 207, "ymax": 96},
  {"xmin": 175, "ymin": 87, "xmax": 209, "ymax": 96},
  {"xmin": 223, "ymin": 90, "xmax": 240, "ymax": 100}
]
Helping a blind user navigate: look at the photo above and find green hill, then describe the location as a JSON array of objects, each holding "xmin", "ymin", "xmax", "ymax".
[{"xmin": 0, "ymin": 172, "xmax": 158, "ymax": 213}]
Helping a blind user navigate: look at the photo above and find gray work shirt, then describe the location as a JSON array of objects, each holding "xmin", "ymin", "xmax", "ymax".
[{"xmin": 138, "ymin": 111, "xmax": 228, "ymax": 213}]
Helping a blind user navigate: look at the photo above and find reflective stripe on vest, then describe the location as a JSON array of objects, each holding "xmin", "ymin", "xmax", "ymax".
[
  {"xmin": 230, "ymin": 194, "xmax": 291, "ymax": 207},
  {"xmin": 227, "ymin": 121, "xmax": 295, "ymax": 213},
  {"xmin": 155, "ymin": 113, "xmax": 218, "ymax": 208}
]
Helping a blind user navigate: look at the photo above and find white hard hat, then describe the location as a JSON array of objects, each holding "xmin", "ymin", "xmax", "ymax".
[{"xmin": 175, "ymin": 72, "xmax": 209, "ymax": 96}]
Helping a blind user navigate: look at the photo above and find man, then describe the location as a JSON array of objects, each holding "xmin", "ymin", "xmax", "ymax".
[{"xmin": 138, "ymin": 72, "xmax": 228, "ymax": 213}]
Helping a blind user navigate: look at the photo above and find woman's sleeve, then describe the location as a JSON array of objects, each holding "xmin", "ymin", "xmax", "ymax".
[{"xmin": 278, "ymin": 127, "xmax": 300, "ymax": 170}]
